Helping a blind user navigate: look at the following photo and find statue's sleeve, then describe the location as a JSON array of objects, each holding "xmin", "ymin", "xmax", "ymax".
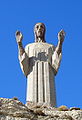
[
  {"xmin": 18, "ymin": 46, "xmax": 29, "ymax": 76},
  {"xmin": 52, "ymin": 46, "xmax": 62, "ymax": 75}
]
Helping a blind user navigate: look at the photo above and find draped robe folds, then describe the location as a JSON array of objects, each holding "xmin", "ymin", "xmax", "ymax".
[{"xmin": 19, "ymin": 42, "xmax": 62, "ymax": 107}]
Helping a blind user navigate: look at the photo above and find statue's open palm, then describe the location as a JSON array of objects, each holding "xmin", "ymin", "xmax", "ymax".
[
  {"xmin": 58, "ymin": 30, "xmax": 65, "ymax": 43},
  {"xmin": 15, "ymin": 31, "xmax": 23, "ymax": 43}
]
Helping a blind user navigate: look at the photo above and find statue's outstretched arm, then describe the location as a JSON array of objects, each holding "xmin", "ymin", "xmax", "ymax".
[
  {"xmin": 15, "ymin": 31, "xmax": 25, "ymax": 56},
  {"xmin": 52, "ymin": 30, "xmax": 65, "ymax": 75},
  {"xmin": 55, "ymin": 30, "xmax": 65, "ymax": 55},
  {"xmin": 15, "ymin": 31, "xmax": 29, "ymax": 76}
]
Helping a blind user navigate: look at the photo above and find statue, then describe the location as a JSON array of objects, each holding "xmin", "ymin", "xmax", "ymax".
[{"xmin": 15, "ymin": 23, "xmax": 65, "ymax": 107}]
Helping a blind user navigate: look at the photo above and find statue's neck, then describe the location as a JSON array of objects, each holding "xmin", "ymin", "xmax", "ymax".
[
  {"xmin": 37, "ymin": 37, "xmax": 43, "ymax": 42},
  {"xmin": 35, "ymin": 37, "xmax": 45, "ymax": 43}
]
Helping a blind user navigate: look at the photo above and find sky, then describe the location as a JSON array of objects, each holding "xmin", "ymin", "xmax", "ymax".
[{"xmin": 0, "ymin": 0, "xmax": 82, "ymax": 108}]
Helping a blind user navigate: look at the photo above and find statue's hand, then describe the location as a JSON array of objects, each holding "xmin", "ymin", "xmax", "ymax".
[
  {"xmin": 58, "ymin": 30, "xmax": 65, "ymax": 43},
  {"xmin": 15, "ymin": 31, "xmax": 23, "ymax": 43}
]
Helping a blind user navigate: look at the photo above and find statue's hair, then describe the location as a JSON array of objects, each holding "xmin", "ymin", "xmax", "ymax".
[{"xmin": 34, "ymin": 23, "xmax": 46, "ymax": 42}]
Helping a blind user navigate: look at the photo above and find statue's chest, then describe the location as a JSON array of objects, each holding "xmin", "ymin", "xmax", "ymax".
[
  {"xmin": 26, "ymin": 43, "xmax": 53, "ymax": 62},
  {"xmin": 28, "ymin": 44, "xmax": 52, "ymax": 57}
]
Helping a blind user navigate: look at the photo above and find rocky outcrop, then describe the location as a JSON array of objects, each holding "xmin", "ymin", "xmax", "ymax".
[{"xmin": 0, "ymin": 98, "xmax": 82, "ymax": 120}]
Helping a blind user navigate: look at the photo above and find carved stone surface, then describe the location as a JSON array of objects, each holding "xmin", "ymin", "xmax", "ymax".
[
  {"xmin": 0, "ymin": 98, "xmax": 82, "ymax": 120},
  {"xmin": 16, "ymin": 23, "xmax": 65, "ymax": 107},
  {"xmin": 24, "ymin": 42, "xmax": 58, "ymax": 107}
]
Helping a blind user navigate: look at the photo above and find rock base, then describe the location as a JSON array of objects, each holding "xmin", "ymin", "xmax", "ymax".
[{"xmin": 0, "ymin": 98, "xmax": 82, "ymax": 120}]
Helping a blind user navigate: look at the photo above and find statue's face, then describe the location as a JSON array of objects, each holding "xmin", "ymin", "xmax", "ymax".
[{"xmin": 34, "ymin": 23, "xmax": 45, "ymax": 38}]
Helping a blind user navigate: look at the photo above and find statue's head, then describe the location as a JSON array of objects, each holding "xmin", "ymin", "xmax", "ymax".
[{"xmin": 34, "ymin": 23, "xmax": 46, "ymax": 42}]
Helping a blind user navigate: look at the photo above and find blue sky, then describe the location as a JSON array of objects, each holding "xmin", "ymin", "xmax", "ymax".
[{"xmin": 0, "ymin": 0, "xmax": 82, "ymax": 108}]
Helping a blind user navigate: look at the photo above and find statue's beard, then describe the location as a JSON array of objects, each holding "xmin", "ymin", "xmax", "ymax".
[
  {"xmin": 35, "ymin": 31, "xmax": 46, "ymax": 42},
  {"xmin": 37, "ymin": 31, "xmax": 43, "ymax": 38}
]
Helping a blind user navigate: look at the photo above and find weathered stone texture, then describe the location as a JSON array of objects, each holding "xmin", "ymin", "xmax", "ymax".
[
  {"xmin": 19, "ymin": 42, "xmax": 58, "ymax": 106},
  {"xmin": 16, "ymin": 23, "xmax": 65, "ymax": 107},
  {"xmin": 0, "ymin": 98, "xmax": 82, "ymax": 120}
]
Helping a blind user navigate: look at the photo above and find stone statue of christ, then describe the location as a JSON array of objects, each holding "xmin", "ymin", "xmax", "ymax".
[{"xmin": 16, "ymin": 23, "xmax": 65, "ymax": 107}]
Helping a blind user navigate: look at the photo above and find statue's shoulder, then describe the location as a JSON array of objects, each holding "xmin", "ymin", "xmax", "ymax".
[
  {"xmin": 44, "ymin": 43, "xmax": 55, "ymax": 50},
  {"xmin": 45, "ymin": 43, "xmax": 55, "ymax": 47},
  {"xmin": 25, "ymin": 43, "xmax": 36, "ymax": 49}
]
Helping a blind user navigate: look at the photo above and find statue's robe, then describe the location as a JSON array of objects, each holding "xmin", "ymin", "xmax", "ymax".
[{"xmin": 19, "ymin": 42, "xmax": 62, "ymax": 106}]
